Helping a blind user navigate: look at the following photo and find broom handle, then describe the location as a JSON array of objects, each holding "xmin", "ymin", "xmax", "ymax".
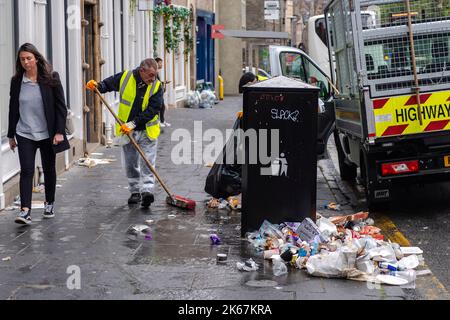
[{"xmin": 94, "ymin": 88, "xmax": 174, "ymax": 199}]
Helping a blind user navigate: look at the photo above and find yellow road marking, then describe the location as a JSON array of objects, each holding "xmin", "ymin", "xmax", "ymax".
[{"xmin": 376, "ymin": 214, "xmax": 450, "ymax": 300}]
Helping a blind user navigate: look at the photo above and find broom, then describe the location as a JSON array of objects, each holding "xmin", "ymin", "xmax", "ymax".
[{"xmin": 92, "ymin": 87, "xmax": 196, "ymax": 210}]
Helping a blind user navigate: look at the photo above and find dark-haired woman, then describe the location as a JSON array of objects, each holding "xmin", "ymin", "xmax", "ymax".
[{"xmin": 8, "ymin": 43, "xmax": 69, "ymax": 225}]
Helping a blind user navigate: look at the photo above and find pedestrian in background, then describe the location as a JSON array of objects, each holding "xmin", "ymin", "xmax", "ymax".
[
  {"xmin": 155, "ymin": 57, "xmax": 171, "ymax": 128},
  {"xmin": 239, "ymin": 72, "xmax": 258, "ymax": 94},
  {"xmin": 86, "ymin": 59, "xmax": 163, "ymax": 208},
  {"xmin": 8, "ymin": 43, "xmax": 70, "ymax": 225}
]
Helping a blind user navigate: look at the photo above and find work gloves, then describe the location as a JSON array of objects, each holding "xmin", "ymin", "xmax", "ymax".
[
  {"xmin": 86, "ymin": 80, "xmax": 98, "ymax": 91},
  {"xmin": 120, "ymin": 121, "xmax": 136, "ymax": 135}
]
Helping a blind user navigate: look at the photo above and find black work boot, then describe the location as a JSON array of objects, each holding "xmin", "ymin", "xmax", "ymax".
[
  {"xmin": 141, "ymin": 192, "xmax": 155, "ymax": 208},
  {"xmin": 128, "ymin": 193, "xmax": 142, "ymax": 205}
]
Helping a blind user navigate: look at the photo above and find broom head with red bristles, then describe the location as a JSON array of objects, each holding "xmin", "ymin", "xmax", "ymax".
[{"xmin": 166, "ymin": 195, "xmax": 196, "ymax": 210}]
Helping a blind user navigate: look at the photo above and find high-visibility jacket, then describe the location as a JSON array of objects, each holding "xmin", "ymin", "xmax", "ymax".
[{"xmin": 116, "ymin": 70, "xmax": 162, "ymax": 140}]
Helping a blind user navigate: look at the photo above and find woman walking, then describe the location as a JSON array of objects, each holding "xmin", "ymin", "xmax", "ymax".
[{"xmin": 8, "ymin": 43, "xmax": 69, "ymax": 225}]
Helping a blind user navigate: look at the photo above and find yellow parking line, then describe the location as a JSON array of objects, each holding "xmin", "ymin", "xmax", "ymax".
[{"xmin": 376, "ymin": 214, "xmax": 450, "ymax": 300}]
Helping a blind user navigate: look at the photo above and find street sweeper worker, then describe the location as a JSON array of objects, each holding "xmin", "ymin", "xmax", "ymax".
[{"xmin": 86, "ymin": 58, "xmax": 163, "ymax": 208}]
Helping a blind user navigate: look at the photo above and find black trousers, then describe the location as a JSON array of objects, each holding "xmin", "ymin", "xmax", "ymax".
[
  {"xmin": 160, "ymin": 98, "xmax": 166, "ymax": 123},
  {"xmin": 16, "ymin": 134, "xmax": 56, "ymax": 209}
]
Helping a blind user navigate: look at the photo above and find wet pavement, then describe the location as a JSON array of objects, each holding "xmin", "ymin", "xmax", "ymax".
[{"xmin": 0, "ymin": 96, "xmax": 432, "ymax": 300}]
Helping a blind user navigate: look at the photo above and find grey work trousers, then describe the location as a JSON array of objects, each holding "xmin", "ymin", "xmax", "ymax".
[{"xmin": 121, "ymin": 131, "xmax": 158, "ymax": 194}]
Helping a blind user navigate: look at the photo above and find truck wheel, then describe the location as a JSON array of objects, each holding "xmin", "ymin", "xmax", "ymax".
[{"xmin": 334, "ymin": 130, "xmax": 357, "ymax": 181}]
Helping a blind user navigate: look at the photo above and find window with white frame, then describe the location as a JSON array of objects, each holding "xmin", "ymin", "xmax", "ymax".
[{"xmin": 0, "ymin": 0, "xmax": 15, "ymax": 138}]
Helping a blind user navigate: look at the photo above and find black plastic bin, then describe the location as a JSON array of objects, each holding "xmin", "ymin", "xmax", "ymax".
[{"xmin": 241, "ymin": 76, "xmax": 319, "ymax": 236}]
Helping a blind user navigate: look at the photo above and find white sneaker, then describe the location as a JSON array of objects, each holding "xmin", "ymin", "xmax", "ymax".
[
  {"xmin": 164, "ymin": 122, "xmax": 171, "ymax": 127},
  {"xmin": 160, "ymin": 122, "xmax": 166, "ymax": 128}
]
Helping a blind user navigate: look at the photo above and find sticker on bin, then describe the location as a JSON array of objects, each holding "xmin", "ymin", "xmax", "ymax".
[{"xmin": 261, "ymin": 153, "xmax": 288, "ymax": 176}]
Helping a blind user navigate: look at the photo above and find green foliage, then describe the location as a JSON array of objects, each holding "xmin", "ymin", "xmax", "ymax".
[{"xmin": 153, "ymin": 5, "xmax": 194, "ymax": 59}]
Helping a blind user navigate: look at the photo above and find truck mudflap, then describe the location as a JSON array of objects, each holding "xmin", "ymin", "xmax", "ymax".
[{"xmin": 372, "ymin": 91, "xmax": 450, "ymax": 138}]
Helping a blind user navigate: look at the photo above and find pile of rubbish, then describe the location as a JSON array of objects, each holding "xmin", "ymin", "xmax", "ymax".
[
  {"xmin": 207, "ymin": 196, "xmax": 241, "ymax": 211},
  {"xmin": 185, "ymin": 90, "xmax": 218, "ymax": 109},
  {"xmin": 244, "ymin": 213, "xmax": 425, "ymax": 287}
]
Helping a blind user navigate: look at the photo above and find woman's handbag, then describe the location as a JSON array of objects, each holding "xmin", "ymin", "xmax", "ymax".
[{"xmin": 65, "ymin": 109, "xmax": 75, "ymax": 136}]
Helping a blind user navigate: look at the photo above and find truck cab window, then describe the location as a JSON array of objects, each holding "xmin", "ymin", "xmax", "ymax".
[
  {"xmin": 315, "ymin": 18, "xmax": 328, "ymax": 46},
  {"xmin": 280, "ymin": 52, "xmax": 331, "ymax": 100}
]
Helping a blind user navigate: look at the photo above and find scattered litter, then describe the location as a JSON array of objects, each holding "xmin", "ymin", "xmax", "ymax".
[
  {"xmin": 207, "ymin": 196, "xmax": 241, "ymax": 211},
  {"xmin": 273, "ymin": 260, "xmax": 288, "ymax": 276},
  {"xmin": 127, "ymin": 225, "xmax": 152, "ymax": 241},
  {"xmin": 145, "ymin": 220, "xmax": 155, "ymax": 226},
  {"xmin": 5, "ymin": 206, "xmax": 19, "ymax": 211},
  {"xmin": 56, "ymin": 185, "xmax": 63, "ymax": 188},
  {"xmin": 376, "ymin": 274, "xmax": 409, "ymax": 286},
  {"xmin": 329, "ymin": 212, "xmax": 369, "ymax": 226},
  {"xmin": 77, "ymin": 157, "xmax": 117, "ymax": 168},
  {"xmin": 324, "ymin": 202, "xmax": 341, "ymax": 211},
  {"xmin": 204, "ymin": 163, "xmax": 214, "ymax": 168},
  {"xmin": 32, "ymin": 184, "xmax": 45, "ymax": 193},
  {"xmin": 416, "ymin": 269, "xmax": 432, "ymax": 277},
  {"xmin": 398, "ymin": 255, "xmax": 420, "ymax": 270},
  {"xmin": 91, "ymin": 153, "xmax": 104, "ymax": 156},
  {"xmin": 237, "ymin": 258, "xmax": 259, "ymax": 272},
  {"xmin": 264, "ymin": 249, "xmax": 280, "ymax": 260},
  {"xmin": 2, "ymin": 257, "xmax": 11, "ymax": 261},
  {"xmin": 400, "ymin": 247, "xmax": 423, "ymax": 255},
  {"xmin": 295, "ymin": 218, "xmax": 324, "ymax": 243},
  {"xmin": 31, "ymin": 201, "xmax": 45, "ymax": 209},
  {"xmin": 243, "ymin": 213, "xmax": 423, "ymax": 287},
  {"xmin": 207, "ymin": 198, "xmax": 220, "ymax": 209},
  {"xmin": 210, "ymin": 234, "xmax": 221, "ymax": 245},
  {"xmin": 168, "ymin": 214, "xmax": 176, "ymax": 219}
]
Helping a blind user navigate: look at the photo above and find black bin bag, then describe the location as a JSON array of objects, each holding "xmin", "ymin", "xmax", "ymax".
[{"xmin": 205, "ymin": 117, "xmax": 242, "ymax": 199}]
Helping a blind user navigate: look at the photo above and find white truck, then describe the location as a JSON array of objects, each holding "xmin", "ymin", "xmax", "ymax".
[{"xmin": 269, "ymin": 0, "xmax": 450, "ymax": 208}]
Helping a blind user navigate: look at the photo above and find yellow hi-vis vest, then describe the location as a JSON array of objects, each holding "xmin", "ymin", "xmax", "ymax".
[{"xmin": 115, "ymin": 70, "xmax": 162, "ymax": 140}]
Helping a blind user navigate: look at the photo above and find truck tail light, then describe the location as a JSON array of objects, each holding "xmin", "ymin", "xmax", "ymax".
[{"xmin": 381, "ymin": 160, "xmax": 419, "ymax": 176}]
